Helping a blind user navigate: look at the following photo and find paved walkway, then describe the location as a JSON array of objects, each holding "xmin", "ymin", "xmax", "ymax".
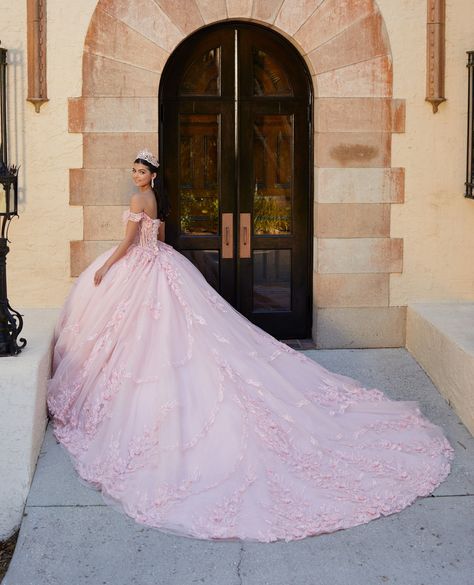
[{"xmin": 3, "ymin": 349, "xmax": 474, "ymax": 585}]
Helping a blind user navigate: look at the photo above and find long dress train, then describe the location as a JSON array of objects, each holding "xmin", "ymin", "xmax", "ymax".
[{"xmin": 47, "ymin": 210, "xmax": 453, "ymax": 542}]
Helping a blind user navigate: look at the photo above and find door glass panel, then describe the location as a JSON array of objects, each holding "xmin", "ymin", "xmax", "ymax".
[
  {"xmin": 253, "ymin": 48, "xmax": 293, "ymax": 96},
  {"xmin": 181, "ymin": 250, "xmax": 219, "ymax": 289},
  {"xmin": 180, "ymin": 47, "xmax": 221, "ymax": 95},
  {"xmin": 253, "ymin": 115, "xmax": 293, "ymax": 235},
  {"xmin": 253, "ymin": 250, "xmax": 291, "ymax": 312},
  {"xmin": 179, "ymin": 114, "xmax": 219, "ymax": 235}
]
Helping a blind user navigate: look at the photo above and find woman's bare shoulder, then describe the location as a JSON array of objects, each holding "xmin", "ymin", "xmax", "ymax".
[{"xmin": 129, "ymin": 192, "xmax": 146, "ymax": 212}]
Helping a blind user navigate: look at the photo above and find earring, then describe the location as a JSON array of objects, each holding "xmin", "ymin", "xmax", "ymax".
[{"xmin": 151, "ymin": 178, "xmax": 155, "ymax": 188}]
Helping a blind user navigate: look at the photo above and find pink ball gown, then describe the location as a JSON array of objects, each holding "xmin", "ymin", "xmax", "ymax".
[{"xmin": 47, "ymin": 209, "xmax": 453, "ymax": 542}]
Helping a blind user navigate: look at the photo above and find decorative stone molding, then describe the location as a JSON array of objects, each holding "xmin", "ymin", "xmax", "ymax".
[
  {"xmin": 27, "ymin": 0, "xmax": 48, "ymax": 113},
  {"xmin": 426, "ymin": 0, "xmax": 446, "ymax": 113}
]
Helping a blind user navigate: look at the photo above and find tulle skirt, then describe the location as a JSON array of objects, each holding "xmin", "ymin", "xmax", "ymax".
[{"xmin": 47, "ymin": 240, "xmax": 453, "ymax": 542}]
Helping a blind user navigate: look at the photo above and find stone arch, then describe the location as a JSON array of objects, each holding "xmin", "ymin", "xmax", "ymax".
[{"xmin": 69, "ymin": 0, "xmax": 405, "ymax": 348}]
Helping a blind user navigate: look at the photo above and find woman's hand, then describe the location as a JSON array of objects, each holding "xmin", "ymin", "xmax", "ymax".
[{"xmin": 94, "ymin": 264, "xmax": 109, "ymax": 286}]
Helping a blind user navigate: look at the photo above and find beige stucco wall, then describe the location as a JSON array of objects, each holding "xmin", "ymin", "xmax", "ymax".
[
  {"xmin": 2, "ymin": 0, "xmax": 97, "ymax": 307},
  {"xmin": 378, "ymin": 0, "xmax": 474, "ymax": 304},
  {"xmin": 2, "ymin": 0, "xmax": 474, "ymax": 310}
]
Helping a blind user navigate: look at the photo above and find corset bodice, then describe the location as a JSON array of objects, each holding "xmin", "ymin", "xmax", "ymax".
[{"xmin": 123, "ymin": 210, "xmax": 161, "ymax": 250}]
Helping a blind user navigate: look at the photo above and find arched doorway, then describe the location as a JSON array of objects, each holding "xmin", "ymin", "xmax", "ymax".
[{"xmin": 159, "ymin": 22, "xmax": 313, "ymax": 339}]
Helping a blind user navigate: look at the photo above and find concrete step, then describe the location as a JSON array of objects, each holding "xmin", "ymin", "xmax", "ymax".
[
  {"xmin": 0, "ymin": 308, "xmax": 59, "ymax": 540},
  {"xmin": 407, "ymin": 301, "xmax": 474, "ymax": 436}
]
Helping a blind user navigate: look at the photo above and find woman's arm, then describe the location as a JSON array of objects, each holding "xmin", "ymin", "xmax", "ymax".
[{"xmin": 94, "ymin": 196, "xmax": 143, "ymax": 286}]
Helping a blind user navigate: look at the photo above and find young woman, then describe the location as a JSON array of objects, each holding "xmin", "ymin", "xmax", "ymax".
[{"xmin": 47, "ymin": 149, "xmax": 453, "ymax": 543}]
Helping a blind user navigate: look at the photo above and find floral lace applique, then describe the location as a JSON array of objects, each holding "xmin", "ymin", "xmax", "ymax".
[
  {"xmin": 205, "ymin": 289, "xmax": 229, "ymax": 312},
  {"xmin": 62, "ymin": 321, "xmax": 81, "ymax": 335},
  {"xmin": 142, "ymin": 294, "xmax": 162, "ymax": 320},
  {"xmin": 192, "ymin": 470, "xmax": 257, "ymax": 538},
  {"xmin": 82, "ymin": 298, "xmax": 132, "ymax": 374},
  {"xmin": 123, "ymin": 210, "xmax": 144, "ymax": 223}
]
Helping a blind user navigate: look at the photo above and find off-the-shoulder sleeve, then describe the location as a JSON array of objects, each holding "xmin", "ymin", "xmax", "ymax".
[{"xmin": 122, "ymin": 210, "xmax": 144, "ymax": 224}]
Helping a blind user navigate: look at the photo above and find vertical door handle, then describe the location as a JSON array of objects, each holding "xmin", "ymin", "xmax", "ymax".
[
  {"xmin": 221, "ymin": 213, "xmax": 233, "ymax": 259},
  {"xmin": 239, "ymin": 213, "xmax": 251, "ymax": 258}
]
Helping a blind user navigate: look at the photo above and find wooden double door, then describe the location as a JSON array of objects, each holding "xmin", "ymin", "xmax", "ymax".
[{"xmin": 160, "ymin": 23, "xmax": 312, "ymax": 339}]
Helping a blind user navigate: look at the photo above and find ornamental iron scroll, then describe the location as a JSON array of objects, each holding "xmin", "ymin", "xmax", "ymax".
[{"xmin": 466, "ymin": 51, "xmax": 474, "ymax": 199}]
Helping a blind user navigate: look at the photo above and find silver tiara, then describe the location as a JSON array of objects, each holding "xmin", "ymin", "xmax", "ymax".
[{"xmin": 136, "ymin": 149, "xmax": 159, "ymax": 168}]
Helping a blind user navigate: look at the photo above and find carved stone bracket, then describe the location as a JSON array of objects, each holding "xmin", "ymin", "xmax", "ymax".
[
  {"xmin": 27, "ymin": 0, "xmax": 48, "ymax": 113},
  {"xmin": 426, "ymin": 0, "xmax": 446, "ymax": 113}
]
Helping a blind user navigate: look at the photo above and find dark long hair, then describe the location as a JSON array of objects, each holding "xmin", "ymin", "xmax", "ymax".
[{"xmin": 134, "ymin": 157, "xmax": 170, "ymax": 221}]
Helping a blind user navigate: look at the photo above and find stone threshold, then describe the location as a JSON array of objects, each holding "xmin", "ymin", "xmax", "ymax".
[{"xmin": 281, "ymin": 339, "xmax": 317, "ymax": 350}]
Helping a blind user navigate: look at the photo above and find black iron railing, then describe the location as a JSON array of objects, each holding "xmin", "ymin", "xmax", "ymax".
[{"xmin": 466, "ymin": 51, "xmax": 474, "ymax": 199}]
